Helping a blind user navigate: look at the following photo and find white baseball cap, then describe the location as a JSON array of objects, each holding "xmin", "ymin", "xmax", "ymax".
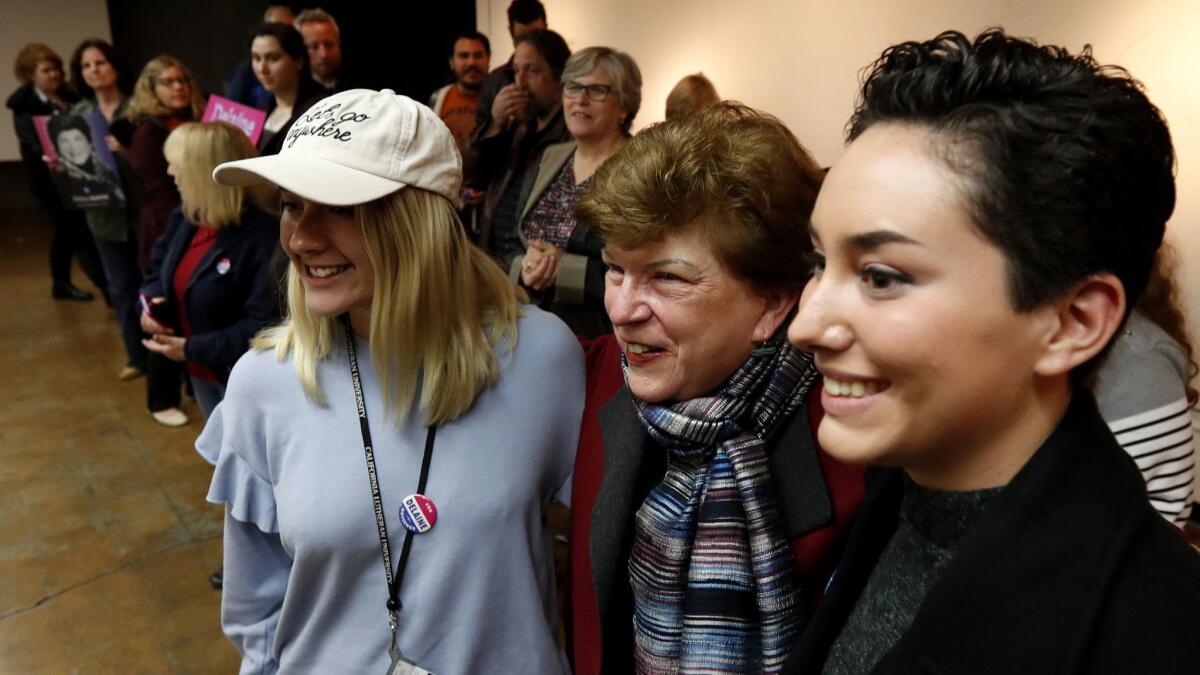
[{"xmin": 212, "ymin": 89, "xmax": 461, "ymax": 205}]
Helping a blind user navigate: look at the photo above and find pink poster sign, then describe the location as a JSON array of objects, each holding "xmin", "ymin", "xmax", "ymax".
[{"xmin": 202, "ymin": 95, "xmax": 267, "ymax": 145}]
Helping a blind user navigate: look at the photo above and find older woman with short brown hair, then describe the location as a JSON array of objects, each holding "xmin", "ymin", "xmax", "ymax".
[{"xmin": 567, "ymin": 102, "xmax": 863, "ymax": 675}]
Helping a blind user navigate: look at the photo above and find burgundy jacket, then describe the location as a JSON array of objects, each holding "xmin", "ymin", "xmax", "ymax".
[{"xmin": 126, "ymin": 115, "xmax": 183, "ymax": 270}]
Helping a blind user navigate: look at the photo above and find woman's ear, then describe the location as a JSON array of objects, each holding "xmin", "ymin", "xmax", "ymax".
[
  {"xmin": 1034, "ymin": 273, "xmax": 1126, "ymax": 376},
  {"xmin": 754, "ymin": 288, "xmax": 802, "ymax": 342}
]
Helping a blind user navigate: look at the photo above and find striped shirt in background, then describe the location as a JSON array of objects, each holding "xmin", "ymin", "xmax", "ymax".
[
  {"xmin": 1106, "ymin": 398, "xmax": 1196, "ymax": 525},
  {"xmin": 1093, "ymin": 311, "xmax": 1197, "ymax": 527}
]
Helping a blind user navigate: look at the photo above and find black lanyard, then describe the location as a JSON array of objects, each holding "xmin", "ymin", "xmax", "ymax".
[{"xmin": 342, "ymin": 315, "xmax": 437, "ymax": 634}]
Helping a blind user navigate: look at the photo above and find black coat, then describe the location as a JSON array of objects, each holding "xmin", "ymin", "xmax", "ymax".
[
  {"xmin": 785, "ymin": 392, "xmax": 1200, "ymax": 674},
  {"xmin": 6, "ymin": 83, "xmax": 81, "ymax": 209},
  {"xmin": 258, "ymin": 77, "xmax": 328, "ymax": 157},
  {"xmin": 141, "ymin": 206, "xmax": 280, "ymax": 384}
]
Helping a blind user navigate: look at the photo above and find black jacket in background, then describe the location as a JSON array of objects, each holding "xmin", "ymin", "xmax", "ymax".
[
  {"xmin": 785, "ymin": 392, "xmax": 1200, "ymax": 674},
  {"xmin": 258, "ymin": 76, "xmax": 329, "ymax": 157},
  {"xmin": 6, "ymin": 83, "xmax": 82, "ymax": 206}
]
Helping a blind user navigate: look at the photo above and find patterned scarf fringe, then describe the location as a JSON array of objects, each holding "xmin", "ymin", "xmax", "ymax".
[{"xmin": 627, "ymin": 337, "xmax": 818, "ymax": 674}]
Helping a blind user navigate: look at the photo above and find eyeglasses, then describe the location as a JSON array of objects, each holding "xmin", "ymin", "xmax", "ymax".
[
  {"xmin": 156, "ymin": 75, "xmax": 191, "ymax": 88},
  {"xmin": 563, "ymin": 81, "xmax": 614, "ymax": 102}
]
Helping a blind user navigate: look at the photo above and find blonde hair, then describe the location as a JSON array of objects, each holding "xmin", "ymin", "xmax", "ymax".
[
  {"xmin": 124, "ymin": 54, "xmax": 205, "ymax": 122},
  {"xmin": 164, "ymin": 122, "xmax": 267, "ymax": 228},
  {"xmin": 253, "ymin": 188, "xmax": 527, "ymax": 426},
  {"xmin": 294, "ymin": 7, "xmax": 340, "ymax": 36}
]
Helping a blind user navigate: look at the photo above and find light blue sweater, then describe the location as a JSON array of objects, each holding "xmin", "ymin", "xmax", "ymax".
[{"xmin": 197, "ymin": 306, "xmax": 585, "ymax": 674}]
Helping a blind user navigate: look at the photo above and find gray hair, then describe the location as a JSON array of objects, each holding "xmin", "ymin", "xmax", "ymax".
[
  {"xmin": 294, "ymin": 7, "xmax": 340, "ymax": 38},
  {"xmin": 561, "ymin": 46, "xmax": 642, "ymax": 135}
]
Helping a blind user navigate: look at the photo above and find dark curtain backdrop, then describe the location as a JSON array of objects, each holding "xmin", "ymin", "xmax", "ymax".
[{"xmin": 106, "ymin": 1, "xmax": 477, "ymax": 104}]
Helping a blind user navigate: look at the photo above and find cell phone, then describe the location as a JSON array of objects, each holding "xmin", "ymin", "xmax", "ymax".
[{"xmin": 139, "ymin": 294, "xmax": 168, "ymax": 321}]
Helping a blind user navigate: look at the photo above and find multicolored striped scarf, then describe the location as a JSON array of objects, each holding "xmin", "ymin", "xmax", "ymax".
[{"xmin": 626, "ymin": 337, "xmax": 817, "ymax": 674}]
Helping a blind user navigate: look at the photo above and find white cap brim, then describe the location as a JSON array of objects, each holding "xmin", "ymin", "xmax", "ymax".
[{"xmin": 213, "ymin": 153, "xmax": 407, "ymax": 206}]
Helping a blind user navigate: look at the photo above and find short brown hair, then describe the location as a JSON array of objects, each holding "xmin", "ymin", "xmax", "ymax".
[
  {"xmin": 578, "ymin": 101, "xmax": 824, "ymax": 292},
  {"xmin": 13, "ymin": 43, "xmax": 62, "ymax": 84},
  {"xmin": 665, "ymin": 72, "xmax": 719, "ymax": 120}
]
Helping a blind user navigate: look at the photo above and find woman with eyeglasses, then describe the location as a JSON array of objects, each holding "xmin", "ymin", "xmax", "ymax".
[
  {"xmin": 119, "ymin": 54, "xmax": 206, "ymax": 426},
  {"xmin": 513, "ymin": 47, "xmax": 641, "ymax": 338}
]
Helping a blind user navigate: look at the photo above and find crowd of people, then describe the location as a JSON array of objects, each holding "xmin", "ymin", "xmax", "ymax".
[{"xmin": 8, "ymin": 1, "xmax": 1200, "ymax": 673}]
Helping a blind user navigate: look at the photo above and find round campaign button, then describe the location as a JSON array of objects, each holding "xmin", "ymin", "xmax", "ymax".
[{"xmin": 399, "ymin": 493, "xmax": 438, "ymax": 534}]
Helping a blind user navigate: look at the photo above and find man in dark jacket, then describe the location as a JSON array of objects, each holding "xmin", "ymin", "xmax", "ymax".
[
  {"xmin": 462, "ymin": 29, "xmax": 570, "ymax": 265},
  {"xmin": 472, "ymin": 0, "xmax": 547, "ymax": 132}
]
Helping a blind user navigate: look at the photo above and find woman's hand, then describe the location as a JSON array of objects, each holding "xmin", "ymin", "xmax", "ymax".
[
  {"xmin": 41, "ymin": 154, "xmax": 65, "ymax": 174},
  {"xmin": 143, "ymin": 333, "xmax": 186, "ymax": 362},
  {"xmin": 139, "ymin": 297, "xmax": 174, "ymax": 335},
  {"xmin": 105, "ymin": 134, "xmax": 125, "ymax": 156},
  {"xmin": 521, "ymin": 240, "xmax": 562, "ymax": 291}
]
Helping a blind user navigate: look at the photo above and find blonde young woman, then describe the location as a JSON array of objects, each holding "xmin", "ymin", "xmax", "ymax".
[
  {"xmin": 199, "ymin": 89, "xmax": 584, "ymax": 674},
  {"xmin": 138, "ymin": 121, "xmax": 278, "ymax": 419}
]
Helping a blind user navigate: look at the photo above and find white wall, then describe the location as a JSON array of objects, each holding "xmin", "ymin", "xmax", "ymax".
[
  {"xmin": 481, "ymin": 0, "xmax": 1200, "ymax": 371},
  {"xmin": 1, "ymin": 0, "xmax": 112, "ymax": 162}
]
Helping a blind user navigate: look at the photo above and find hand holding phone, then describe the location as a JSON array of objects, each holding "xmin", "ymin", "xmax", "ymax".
[{"xmin": 139, "ymin": 295, "xmax": 174, "ymax": 335}]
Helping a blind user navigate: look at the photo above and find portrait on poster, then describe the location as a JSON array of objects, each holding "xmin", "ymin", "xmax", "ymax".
[{"xmin": 34, "ymin": 111, "xmax": 125, "ymax": 210}]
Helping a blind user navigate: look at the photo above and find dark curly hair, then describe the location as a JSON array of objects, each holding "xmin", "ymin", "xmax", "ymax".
[
  {"xmin": 849, "ymin": 29, "xmax": 1175, "ymax": 314},
  {"xmin": 69, "ymin": 39, "xmax": 132, "ymax": 101},
  {"xmin": 47, "ymin": 113, "xmax": 92, "ymax": 144},
  {"xmin": 513, "ymin": 29, "xmax": 571, "ymax": 80}
]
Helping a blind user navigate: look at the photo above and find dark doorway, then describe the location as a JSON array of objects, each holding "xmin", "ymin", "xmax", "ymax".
[{"xmin": 106, "ymin": 1, "xmax": 477, "ymax": 102}]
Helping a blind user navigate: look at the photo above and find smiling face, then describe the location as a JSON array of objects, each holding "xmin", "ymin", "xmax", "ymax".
[
  {"xmin": 564, "ymin": 66, "xmax": 624, "ymax": 142},
  {"xmin": 450, "ymin": 37, "xmax": 489, "ymax": 90},
  {"xmin": 787, "ymin": 123, "xmax": 1074, "ymax": 489},
  {"xmin": 153, "ymin": 65, "xmax": 193, "ymax": 112},
  {"xmin": 299, "ymin": 21, "xmax": 341, "ymax": 82},
  {"xmin": 55, "ymin": 128, "xmax": 92, "ymax": 166},
  {"xmin": 252, "ymin": 35, "xmax": 303, "ymax": 95},
  {"xmin": 604, "ymin": 224, "xmax": 794, "ymax": 403},
  {"xmin": 280, "ymin": 191, "xmax": 375, "ymax": 334},
  {"xmin": 80, "ymin": 47, "xmax": 117, "ymax": 91}
]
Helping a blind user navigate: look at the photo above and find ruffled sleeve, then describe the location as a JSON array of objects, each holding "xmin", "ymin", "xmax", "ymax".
[{"xmin": 196, "ymin": 362, "xmax": 279, "ymax": 534}]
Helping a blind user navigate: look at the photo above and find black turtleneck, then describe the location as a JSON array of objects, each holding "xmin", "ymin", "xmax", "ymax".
[{"xmin": 822, "ymin": 476, "xmax": 1004, "ymax": 675}]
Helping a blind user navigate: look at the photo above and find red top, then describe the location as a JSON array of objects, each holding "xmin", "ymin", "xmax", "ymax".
[
  {"xmin": 172, "ymin": 225, "xmax": 220, "ymax": 382},
  {"xmin": 438, "ymin": 85, "xmax": 481, "ymax": 152}
]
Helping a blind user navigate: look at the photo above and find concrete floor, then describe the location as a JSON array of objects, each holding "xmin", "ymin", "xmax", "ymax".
[{"xmin": 0, "ymin": 204, "xmax": 239, "ymax": 673}]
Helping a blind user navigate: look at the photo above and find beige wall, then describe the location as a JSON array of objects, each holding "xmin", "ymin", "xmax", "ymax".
[
  {"xmin": 1, "ymin": 0, "xmax": 112, "ymax": 162},
  {"xmin": 480, "ymin": 0, "xmax": 1200, "ymax": 370}
]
